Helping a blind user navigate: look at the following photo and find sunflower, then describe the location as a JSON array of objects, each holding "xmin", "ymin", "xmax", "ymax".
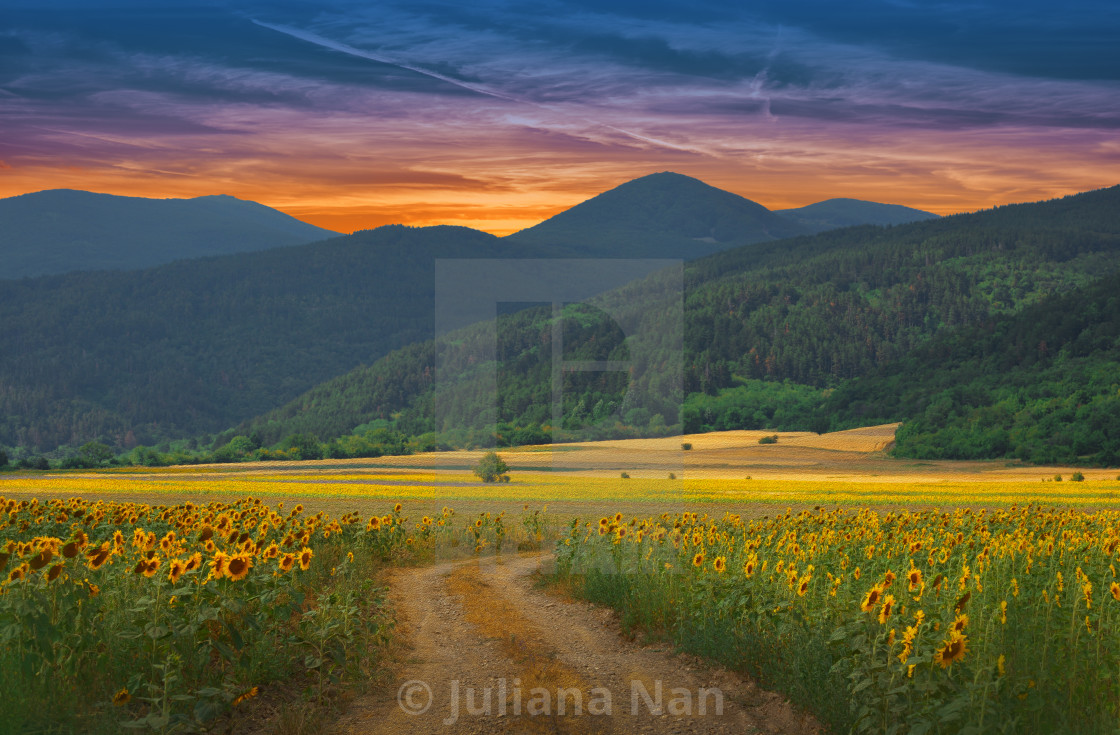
[
  {"xmin": 952, "ymin": 613, "xmax": 968, "ymax": 633},
  {"xmin": 210, "ymin": 552, "xmax": 230, "ymax": 579},
  {"xmin": 87, "ymin": 545, "xmax": 111, "ymax": 570},
  {"xmin": 61, "ymin": 542, "xmax": 80, "ymax": 559},
  {"xmin": 1111, "ymin": 582, "xmax": 1120, "ymax": 602},
  {"xmin": 232, "ymin": 686, "xmax": 259, "ymax": 706},
  {"xmin": 797, "ymin": 575, "xmax": 811, "ymax": 597},
  {"xmin": 29, "ymin": 549, "xmax": 52, "ymax": 571},
  {"xmin": 878, "ymin": 595, "xmax": 896, "ymax": 624},
  {"xmin": 744, "ymin": 558, "xmax": 756, "ymax": 578},
  {"xmin": 8, "ymin": 566, "xmax": 24, "ymax": 583},
  {"xmin": 861, "ymin": 584, "xmax": 884, "ymax": 613},
  {"xmin": 393, "ymin": 503, "xmax": 402, "ymax": 514},
  {"xmin": 298, "ymin": 547, "xmax": 313, "ymax": 571},
  {"xmin": 713, "ymin": 556, "xmax": 727, "ymax": 573},
  {"xmin": 883, "ymin": 570, "xmax": 896, "ymax": 588},
  {"xmin": 907, "ymin": 569, "xmax": 922, "ymax": 591},
  {"xmin": 934, "ymin": 631, "xmax": 968, "ymax": 668},
  {"xmin": 168, "ymin": 560, "xmax": 186, "ymax": 584},
  {"xmin": 279, "ymin": 553, "xmax": 296, "ymax": 573},
  {"xmin": 226, "ymin": 554, "xmax": 252, "ymax": 582},
  {"xmin": 184, "ymin": 552, "xmax": 203, "ymax": 573},
  {"xmin": 142, "ymin": 558, "xmax": 160, "ymax": 578},
  {"xmin": 367, "ymin": 516, "xmax": 382, "ymax": 532},
  {"xmin": 692, "ymin": 552, "xmax": 705, "ymax": 567},
  {"xmin": 112, "ymin": 688, "xmax": 131, "ymax": 707},
  {"xmin": 46, "ymin": 563, "xmax": 64, "ymax": 583},
  {"xmin": 263, "ymin": 543, "xmax": 280, "ymax": 560}
]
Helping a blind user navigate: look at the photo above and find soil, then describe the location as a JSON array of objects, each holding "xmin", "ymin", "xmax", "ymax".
[{"xmin": 332, "ymin": 553, "xmax": 819, "ymax": 735}]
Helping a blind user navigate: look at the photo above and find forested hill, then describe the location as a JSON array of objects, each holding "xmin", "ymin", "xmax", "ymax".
[
  {"xmin": 232, "ymin": 185, "xmax": 1120, "ymax": 466},
  {"xmin": 0, "ymin": 189, "xmax": 339, "ymax": 278},
  {"xmin": 0, "ymin": 225, "xmax": 546, "ymax": 451},
  {"xmin": 0, "ymin": 172, "xmax": 956, "ymax": 454},
  {"xmin": 822, "ymin": 271, "xmax": 1120, "ymax": 465}
]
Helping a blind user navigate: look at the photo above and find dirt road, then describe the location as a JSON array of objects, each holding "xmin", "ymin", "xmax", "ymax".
[{"xmin": 333, "ymin": 553, "xmax": 817, "ymax": 735}]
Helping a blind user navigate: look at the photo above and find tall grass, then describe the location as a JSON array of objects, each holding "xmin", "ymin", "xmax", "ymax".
[{"xmin": 555, "ymin": 505, "xmax": 1120, "ymax": 734}]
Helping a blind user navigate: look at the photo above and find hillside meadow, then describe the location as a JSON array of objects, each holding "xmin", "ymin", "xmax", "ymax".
[{"xmin": 4, "ymin": 426, "xmax": 1120, "ymax": 733}]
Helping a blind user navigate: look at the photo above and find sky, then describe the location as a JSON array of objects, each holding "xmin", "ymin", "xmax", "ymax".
[{"xmin": 1, "ymin": 0, "xmax": 1118, "ymax": 235}]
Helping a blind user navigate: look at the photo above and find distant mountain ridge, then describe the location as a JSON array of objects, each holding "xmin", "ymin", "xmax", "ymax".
[
  {"xmin": 506, "ymin": 172, "xmax": 810, "ymax": 258},
  {"xmin": 2, "ymin": 172, "xmax": 1099, "ymax": 455},
  {"xmin": 776, "ymin": 198, "xmax": 939, "ymax": 232},
  {"xmin": 232, "ymin": 184, "xmax": 1120, "ymax": 465},
  {"xmin": 0, "ymin": 189, "xmax": 339, "ymax": 278}
]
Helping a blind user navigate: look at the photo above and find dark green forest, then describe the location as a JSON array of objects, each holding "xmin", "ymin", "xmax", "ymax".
[
  {"xmin": 3, "ymin": 179, "xmax": 1119, "ymax": 468},
  {"xmin": 0, "ymin": 173, "xmax": 940, "ymax": 456},
  {"xmin": 216, "ymin": 185, "xmax": 1120, "ymax": 467}
]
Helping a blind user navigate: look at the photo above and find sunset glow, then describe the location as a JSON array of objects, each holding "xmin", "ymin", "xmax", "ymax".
[{"xmin": 2, "ymin": 1, "xmax": 1118, "ymax": 234}]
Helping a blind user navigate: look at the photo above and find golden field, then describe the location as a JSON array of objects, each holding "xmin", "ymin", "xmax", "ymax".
[{"xmin": 3, "ymin": 425, "xmax": 1119, "ymax": 522}]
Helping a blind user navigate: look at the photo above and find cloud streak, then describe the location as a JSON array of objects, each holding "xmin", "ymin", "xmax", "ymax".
[{"xmin": 0, "ymin": 1, "xmax": 1117, "ymax": 234}]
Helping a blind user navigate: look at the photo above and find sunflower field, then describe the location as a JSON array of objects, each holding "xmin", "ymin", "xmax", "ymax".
[
  {"xmin": 556, "ymin": 505, "xmax": 1120, "ymax": 734},
  {"xmin": 0, "ymin": 495, "xmax": 468, "ymax": 733}
]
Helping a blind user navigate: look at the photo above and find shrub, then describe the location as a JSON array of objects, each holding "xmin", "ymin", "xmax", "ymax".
[
  {"xmin": 473, "ymin": 451, "xmax": 510, "ymax": 483},
  {"xmin": 1071, "ymin": 471, "xmax": 1085, "ymax": 482},
  {"xmin": 758, "ymin": 434, "xmax": 779, "ymax": 445},
  {"xmin": 620, "ymin": 472, "xmax": 630, "ymax": 479},
  {"xmin": 681, "ymin": 443, "xmax": 692, "ymax": 451},
  {"xmin": 1054, "ymin": 474, "xmax": 1063, "ymax": 482}
]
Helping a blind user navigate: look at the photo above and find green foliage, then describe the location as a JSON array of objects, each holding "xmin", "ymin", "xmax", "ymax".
[
  {"xmin": 556, "ymin": 505, "xmax": 1120, "ymax": 734},
  {"xmin": 681, "ymin": 380, "xmax": 827, "ymax": 434},
  {"xmin": 0, "ymin": 225, "xmax": 550, "ymax": 453},
  {"xmin": 825, "ymin": 272, "xmax": 1120, "ymax": 466},
  {"xmin": 0, "ymin": 497, "xmax": 395, "ymax": 733},
  {"xmin": 228, "ymin": 186, "xmax": 1120, "ymax": 465},
  {"xmin": 758, "ymin": 434, "xmax": 778, "ymax": 444},
  {"xmin": 0, "ymin": 448, "xmax": 7, "ymax": 468},
  {"xmin": 473, "ymin": 451, "xmax": 510, "ymax": 483}
]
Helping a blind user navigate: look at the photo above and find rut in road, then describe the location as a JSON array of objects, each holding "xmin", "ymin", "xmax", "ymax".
[{"xmin": 333, "ymin": 553, "xmax": 819, "ymax": 735}]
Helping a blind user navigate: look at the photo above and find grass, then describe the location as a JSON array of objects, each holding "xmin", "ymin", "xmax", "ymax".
[
  {"xmin": 0, "ymin": 495, "xmax": 548, "ymax": 733},
  {"xmin": 554, "ymin": 506, "xmax": 1120, "ymax": 734},
  {"xmin": 5, "ymin": 441, "xmax": 1120, "ymax": 733}
]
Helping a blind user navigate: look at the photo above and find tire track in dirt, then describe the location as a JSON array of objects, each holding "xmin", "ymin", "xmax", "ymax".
[{"xmin": 333, "ymin": 553, "xmax": 818, "ymax": 735}]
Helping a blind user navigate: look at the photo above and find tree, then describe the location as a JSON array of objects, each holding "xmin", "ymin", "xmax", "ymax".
[
  {"xmin": 0, "ymin": 448, "xmax": 7, "ymax": 468},
  {"xmin": 473, "ymin": 451, "xmax": 510, "ymax": 483},
  {"xmin": 79, "ymin": 441, "xmax": 115, "ymax": 467},
  {"xmin": 282, "ymin": 433, "xmax": 323, "ymax": 461}
]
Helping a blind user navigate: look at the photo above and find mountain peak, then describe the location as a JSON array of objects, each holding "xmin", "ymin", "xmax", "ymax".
[
  {"xmin": 0, "ymin": 189, "xmax": 339, "ymax": 279},
  {"xmin": 776, "ymin": 198, "xmax": 939, "ymax": 232},
  {"xmin": 506, "ymin": 172, "xmax": 808, "ymax": 258}
]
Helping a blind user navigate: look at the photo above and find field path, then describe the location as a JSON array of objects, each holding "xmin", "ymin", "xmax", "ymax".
[{"xmin": 333, "ymin": 553, "xmax": 817, "ymax": 735}]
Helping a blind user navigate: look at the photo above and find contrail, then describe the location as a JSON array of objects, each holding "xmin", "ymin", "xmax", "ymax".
[{"xmin": 252, "ymin": 19, "xmax": 703, "ymax": 155}]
